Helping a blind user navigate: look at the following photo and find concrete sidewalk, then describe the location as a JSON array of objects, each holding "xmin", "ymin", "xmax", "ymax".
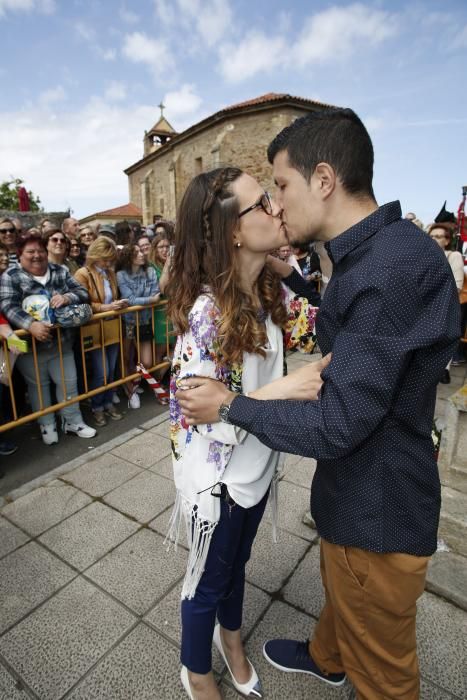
[{"xmin": 0, "ymin": 354, "xmax": 466, "ymax": 699}]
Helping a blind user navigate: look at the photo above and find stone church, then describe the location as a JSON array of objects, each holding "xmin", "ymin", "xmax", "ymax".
[{"xmin": 124, "ymin": 93, "xmax": 336, "ymax": 224}]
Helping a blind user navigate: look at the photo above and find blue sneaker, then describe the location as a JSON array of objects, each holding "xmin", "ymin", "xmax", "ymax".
[{"xmin": 263, "ymin": 639, "xmax": 346, "ymax": 687}]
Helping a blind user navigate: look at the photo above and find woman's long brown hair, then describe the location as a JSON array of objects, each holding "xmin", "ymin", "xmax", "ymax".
[{"xmin": 167, "ymin": 167, "xmax": 287, "ymax": 365}]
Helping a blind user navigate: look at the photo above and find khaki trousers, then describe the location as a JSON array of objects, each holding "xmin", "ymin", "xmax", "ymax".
[{"xmin": 310, "ymin": 539, "xmax": 429, "ymax": 700}]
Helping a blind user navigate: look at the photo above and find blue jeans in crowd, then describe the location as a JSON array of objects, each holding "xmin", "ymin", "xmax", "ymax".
[
  {"xmin": 181, "ymin": 488, "xmax": 269, "ymax": 674},
  {"xmin": 90, "ymin": 343, "xmax": 119, "ymax": 411},
  {"xmin": 16, "ymin": 341, "xmax": 83, "ymax": 426}
]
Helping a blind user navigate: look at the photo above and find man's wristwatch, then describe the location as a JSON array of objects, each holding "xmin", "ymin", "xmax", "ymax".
[{"xmin": 218, "ymin": 398, "xmax": 235, "ymax": 424}]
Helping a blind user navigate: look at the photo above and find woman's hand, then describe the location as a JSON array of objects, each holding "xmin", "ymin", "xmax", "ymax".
[
  {"xmin": 110, "ymin": 299, "xmax": 129, "ymax": 311},
  {"xmin": 176, "ymin": 379, "xmax": 235, "ymax": 425},
  {"xmin": 29, "ymin": 321, "xmax": 53, "ymax": 342},
  {"xmin": 159, "ymin": 257, "xmax": 171, "ymax": 294},
  {"xmin": 251, "ymin": 354, "xmax": 332, "ymax": 401},
  {"xmin": 0, "ymin": 324, "xmax": 12, "ymax": 341},
  {"xmin": 0, "ymin": 325, "xmax": 27, "ymax": 354},
  {"xmin": 50, "ymin": 293, "xmax": 70, "ymax": 309}
]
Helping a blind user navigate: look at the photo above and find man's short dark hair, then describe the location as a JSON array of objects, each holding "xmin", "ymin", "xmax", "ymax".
[{"xmin": 267, "ymin": 108, "xmax": 375, "ymax": 199}]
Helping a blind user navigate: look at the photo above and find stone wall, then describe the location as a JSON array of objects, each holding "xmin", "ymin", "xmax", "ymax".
[
  {"xmin": 127, "ymin": 106, "xmax": 311, "ymax": 224},
  {"xmin": 0, "ymin": 210, "xmax": 69, "ymax": 230}
]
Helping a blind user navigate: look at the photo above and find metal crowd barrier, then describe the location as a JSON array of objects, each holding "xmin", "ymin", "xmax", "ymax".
[{"xmin": 0, "ymin": 300, "xmax": 174, "ymax": 434}]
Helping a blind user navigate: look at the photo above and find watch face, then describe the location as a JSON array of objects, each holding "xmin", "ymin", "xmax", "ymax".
[{"xmin": 219, "ymin": 403, "xmax": 230, "ymax": 423}]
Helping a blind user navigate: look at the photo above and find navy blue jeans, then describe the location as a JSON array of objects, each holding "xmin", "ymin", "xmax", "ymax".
[
  {"xmin": 89, "ymin": 343, "xmax": 119, "ymax": 411},
  {"xmin": 181, "ymin": 488, "xmax": 269, "ymax": 674}
]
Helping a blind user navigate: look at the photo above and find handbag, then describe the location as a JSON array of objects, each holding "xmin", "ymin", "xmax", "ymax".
[
  {"xmin": 54, "ymin": 303, "xmax": 93, "ymax": 327},
  {"xmin": 23, "ymin": 291, "xmax": 92, "ymax": 328}
]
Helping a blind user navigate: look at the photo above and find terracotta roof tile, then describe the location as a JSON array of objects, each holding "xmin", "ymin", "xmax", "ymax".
[
  {"xmin": 222, "ymin": 92, "xmax": 335, "ymax": 112},
  {"xmin": 93, "ymin": 203, "xmax": 142, "ymax": 217}
]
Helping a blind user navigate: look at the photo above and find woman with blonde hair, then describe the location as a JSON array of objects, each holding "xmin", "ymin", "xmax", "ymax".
[
  {"xmin": 75, "ymin": 237, "xmax": 128, "ymax": 425},
  {"xmin": 166, "ymin": 167, "xmax": 317, "ymax": 699}
]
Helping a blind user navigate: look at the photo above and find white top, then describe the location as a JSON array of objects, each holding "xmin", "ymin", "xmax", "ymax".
[
  {"xmin": 170, "ymin": 295, "xmax": 283, "ymax": 523},
  {"xmin": 32, "ymin": 270, "xmax": 51, "ymax": 286},
  {"xmin": 445, "ymin": 250, "xmax": 465, "ymax": 291},
  {"xmin": 214, "ymin": 315, "xmax": 283, "ymax": 508}
]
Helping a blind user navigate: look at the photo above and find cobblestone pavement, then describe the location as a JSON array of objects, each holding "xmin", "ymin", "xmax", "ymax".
[{"xmin": 0, "ymin": 354, "xmax": 466, "ymax": 699}]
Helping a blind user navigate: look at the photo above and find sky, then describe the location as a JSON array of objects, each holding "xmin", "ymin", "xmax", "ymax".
[{"xmin": 0, "ymin": 0, "xmax": 466, "ymax": 225}]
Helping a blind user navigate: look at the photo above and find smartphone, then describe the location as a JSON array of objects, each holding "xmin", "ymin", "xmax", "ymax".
[{"xmin": 169, "ymin": 245, "xmax": 175, "ymax": 257}]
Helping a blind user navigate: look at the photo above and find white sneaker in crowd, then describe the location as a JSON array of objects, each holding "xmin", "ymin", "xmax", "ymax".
[
  {"xmin": 112, "ymin": 392, "xmax": 121, "ymax": 404},
  {"xmin": 136, "ymin": 386, "xmax": 144, "ymax": 394},
  {"xmin": 41, "ymin": 424, "xmax": 59, "ymax": 445},
  {"xmin": 63, "ymin": 422, "xmax": 97, "ymax": 438},
  {"xmin": 128, "ymin": 392, "xmax": 141, "ymax": 409}
]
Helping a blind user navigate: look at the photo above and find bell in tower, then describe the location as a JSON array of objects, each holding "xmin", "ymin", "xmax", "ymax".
[{"xmin": 144, "ymin": 102, "xmax": 177, "ymax": 156}]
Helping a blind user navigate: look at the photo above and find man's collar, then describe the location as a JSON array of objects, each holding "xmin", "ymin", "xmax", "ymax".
[{"xmin": 325, "ymin": 201, "xmax": 402, "ymax": 264}]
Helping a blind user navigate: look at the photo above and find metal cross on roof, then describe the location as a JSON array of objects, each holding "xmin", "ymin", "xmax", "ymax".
[{"xmin": 158, "ymin": 101, "xmax": 165, "ymax": 118}]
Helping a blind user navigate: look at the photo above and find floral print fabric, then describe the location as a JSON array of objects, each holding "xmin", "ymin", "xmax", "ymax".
[{"xmin": 170, "ymin": 288, "xmax": 317, "ymax": 471}]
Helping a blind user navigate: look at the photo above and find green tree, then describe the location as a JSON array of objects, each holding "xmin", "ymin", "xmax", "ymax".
[{"xmin": 0, "ymin": 178, "xmax": 42, "ymax": 212}]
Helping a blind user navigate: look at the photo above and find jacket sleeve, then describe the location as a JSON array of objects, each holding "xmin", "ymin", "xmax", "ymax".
[
  {"xmin": 117, "ymin": 269, "xmax": 159, "ymax": 306},
  {"xmin": 74, "ymin": 268, "xmax": 102, "ymax": 313},
  {"xmin": 283, "ymin": 268, "xmax": 321, "ymax": 306},
  {"xmin": 0, "ymin": 271, "xmax": 35, "ymax": 330},
  {"xmin": 174, "ymin": 294, "xmax": 247, "ymax": 446},
  {"xmin": 63, "ymin": 269, "xmax": 89, "ymax": 304}
]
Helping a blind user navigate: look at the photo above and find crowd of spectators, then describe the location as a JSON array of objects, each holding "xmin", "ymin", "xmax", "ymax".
[{"xmin": 0, "ymin": 215, "xmax": 174, "ymax": 466}]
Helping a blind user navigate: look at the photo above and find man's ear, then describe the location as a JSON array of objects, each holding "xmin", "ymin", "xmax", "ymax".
[{"xmin": 314, "ymin": 162, "xmax": 336, "ymax": 199}]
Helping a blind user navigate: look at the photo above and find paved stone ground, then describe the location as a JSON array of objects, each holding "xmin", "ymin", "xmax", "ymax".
[
  {"xmin": 0, "ymin": 353, "xmax": 466, "ymax": 699},
  {"xmin": 0, "ymin": 389, "xmax": 168, "ymax": 497}
]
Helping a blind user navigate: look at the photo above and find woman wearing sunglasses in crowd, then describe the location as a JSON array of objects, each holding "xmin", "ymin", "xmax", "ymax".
[
  {"xmin": 77, "ymin": 226, "xmax": 96, "ymax": 264},
  {"xmin": 66, "ymin": 237, "xmax": 81, "ymax": 275},
  {"xmin": 166, "ymin": 167, "xmax": 318, "ymax": 700},
  {"xmin": 0, "ymin": 218, "xmax": 18, "ymax": 268},
  {"xmin": 44, "ymin": 228, "xmax": 75, "ymax": 274}
]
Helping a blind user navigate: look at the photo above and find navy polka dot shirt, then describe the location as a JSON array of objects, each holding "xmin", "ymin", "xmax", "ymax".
[{"xmin": 229, "ymin": 202, "xmax": 461, "ymax": 556}]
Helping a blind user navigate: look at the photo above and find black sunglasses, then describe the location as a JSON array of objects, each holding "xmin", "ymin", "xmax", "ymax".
[
  {"xmin": 238, "ymin": 191, "xmax": 273, "ymax": 218},
  {"xmin": 0, "ymin": 227, "xmax": 16, "ymax": 234}
]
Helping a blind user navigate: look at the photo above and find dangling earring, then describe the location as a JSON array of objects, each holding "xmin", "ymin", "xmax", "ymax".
[{"xmin": 235, "ymin": 242, "xmax": 241, "ymax": 248}]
